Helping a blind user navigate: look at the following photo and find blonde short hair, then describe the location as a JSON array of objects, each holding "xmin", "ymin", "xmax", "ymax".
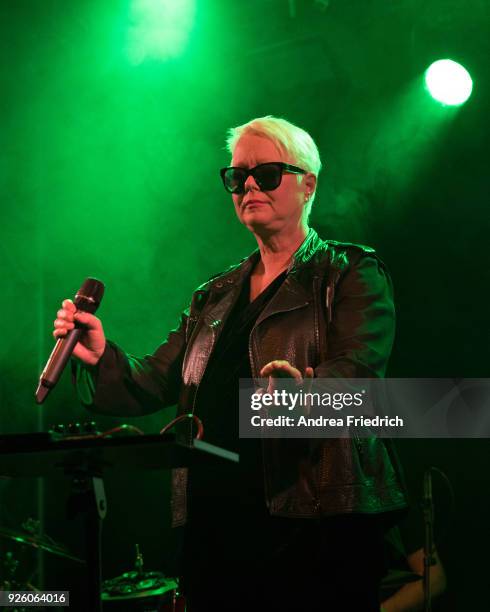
[
  {"xmin": 225, "ymin": 115, "xmax": 322, "ymax": 214},
  {"xmin": 226, "ymin": 115, "xmax": 322, "ymax": 175}
]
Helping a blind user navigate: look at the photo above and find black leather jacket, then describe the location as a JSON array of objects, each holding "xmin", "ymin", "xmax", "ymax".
[{"xmin": 77, "ymin": 229, "xmax": 406, "ymax": 526}]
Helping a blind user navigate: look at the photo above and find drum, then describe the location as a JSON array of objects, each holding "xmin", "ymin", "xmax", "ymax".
[{"xmin": 101, "ymin": 570, "xmax": 185, "ymax": 612}]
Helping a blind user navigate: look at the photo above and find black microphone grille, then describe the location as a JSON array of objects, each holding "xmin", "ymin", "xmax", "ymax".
[{"xmin": 74, "ymin": 278, "xmax": 105, "ymax": 313}]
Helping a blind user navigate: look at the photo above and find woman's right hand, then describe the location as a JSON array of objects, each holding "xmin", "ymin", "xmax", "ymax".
[{"xmin": 53, "ymin": 299, "xmax": 106, "ymax": 366}]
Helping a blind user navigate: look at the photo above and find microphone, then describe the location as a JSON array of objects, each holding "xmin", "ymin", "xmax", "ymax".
[{"xmin": 35, "ymin": 278, "xmax": 105, "ymax": 404}]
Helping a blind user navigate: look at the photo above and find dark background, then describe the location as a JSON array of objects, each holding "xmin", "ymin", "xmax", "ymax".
[{"xmin": 1, "ymin": 0, "xmax": 489, "ymax": 609}]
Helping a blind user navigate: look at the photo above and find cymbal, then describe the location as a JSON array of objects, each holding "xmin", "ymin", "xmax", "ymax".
[
  {"xmin": 0, "ymin": 526, "xmax": 83, "ymax": 563},
  {"xmin": 101, "ymin": 570, "xmax": 178, "ymax": 601}
]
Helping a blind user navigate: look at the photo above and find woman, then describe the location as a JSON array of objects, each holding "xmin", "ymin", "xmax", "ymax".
[{"xmin": 54, "ymin": 116, "xmax": 406, "ymax": 611}]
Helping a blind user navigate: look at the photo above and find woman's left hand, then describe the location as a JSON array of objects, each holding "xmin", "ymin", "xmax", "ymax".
[{"xmin": 259, "ymin": 360, "xmax": 314, "ymax": 394}]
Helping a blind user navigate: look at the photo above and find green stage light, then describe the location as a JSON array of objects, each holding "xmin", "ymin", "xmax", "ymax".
[
  {"xmin": 424, "ymin": 59, "xmax": 473, "ymax": 106},
  {"xmin": 127, "ymin": 0, "xmax": 196, "ymax": 64}
]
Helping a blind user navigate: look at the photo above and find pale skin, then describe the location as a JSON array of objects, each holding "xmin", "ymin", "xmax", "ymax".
[
  {"xmin": 53, "ymin": 133, "xmax": 317, "ymax": 386},
  {"xmin": 380, "ymin": 548, "xmax": 446, "ymax": 612}
]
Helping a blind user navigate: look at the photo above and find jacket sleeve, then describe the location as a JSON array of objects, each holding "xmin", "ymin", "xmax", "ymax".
[
  {"xmin": 73, "ymin": 310, "xmax": 189, "ymax": 417},
  {"xmin": 315, "ymin": 253, "xmax": 395, "ymax": 379}
]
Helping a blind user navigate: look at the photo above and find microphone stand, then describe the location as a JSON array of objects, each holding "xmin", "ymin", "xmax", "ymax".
[{"xmin": 422, "ymin": 468, "xmax": 435, "ymax": 612}]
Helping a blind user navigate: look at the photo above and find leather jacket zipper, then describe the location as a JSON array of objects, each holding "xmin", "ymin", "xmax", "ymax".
[
  {"xmin": 249, "ymin": 301, "xmax": 310, "ymax": 510},
  {"xmin": 315, "ymin": 273, "xmax": 338, "ymax": 513},
  {"xmin": 353, "ymin": 432, "xmax": 363, "ymax": 457},
  {"xmin": 186, "ymin": 320, "xmax": 220, "ymax": 447}
]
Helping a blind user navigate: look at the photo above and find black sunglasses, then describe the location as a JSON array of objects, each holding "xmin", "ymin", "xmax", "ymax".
[{"xmin": 220, "ymin": 162, "xmax": 306, "ymax": 194}]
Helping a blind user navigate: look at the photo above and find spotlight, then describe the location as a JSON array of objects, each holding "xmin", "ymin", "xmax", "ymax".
[{"xmin": 424, "ymin": 59, "xmax": 473, "ymax": 106}]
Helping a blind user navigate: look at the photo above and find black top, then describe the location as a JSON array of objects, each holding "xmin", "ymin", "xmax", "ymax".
[
  {"xmin": 192, "ymin": 268, "xmax": 287, "ymax": 452},
  {"xmin": 185, "ymin": 270, "xmax": 287, "ymax": 559}
]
